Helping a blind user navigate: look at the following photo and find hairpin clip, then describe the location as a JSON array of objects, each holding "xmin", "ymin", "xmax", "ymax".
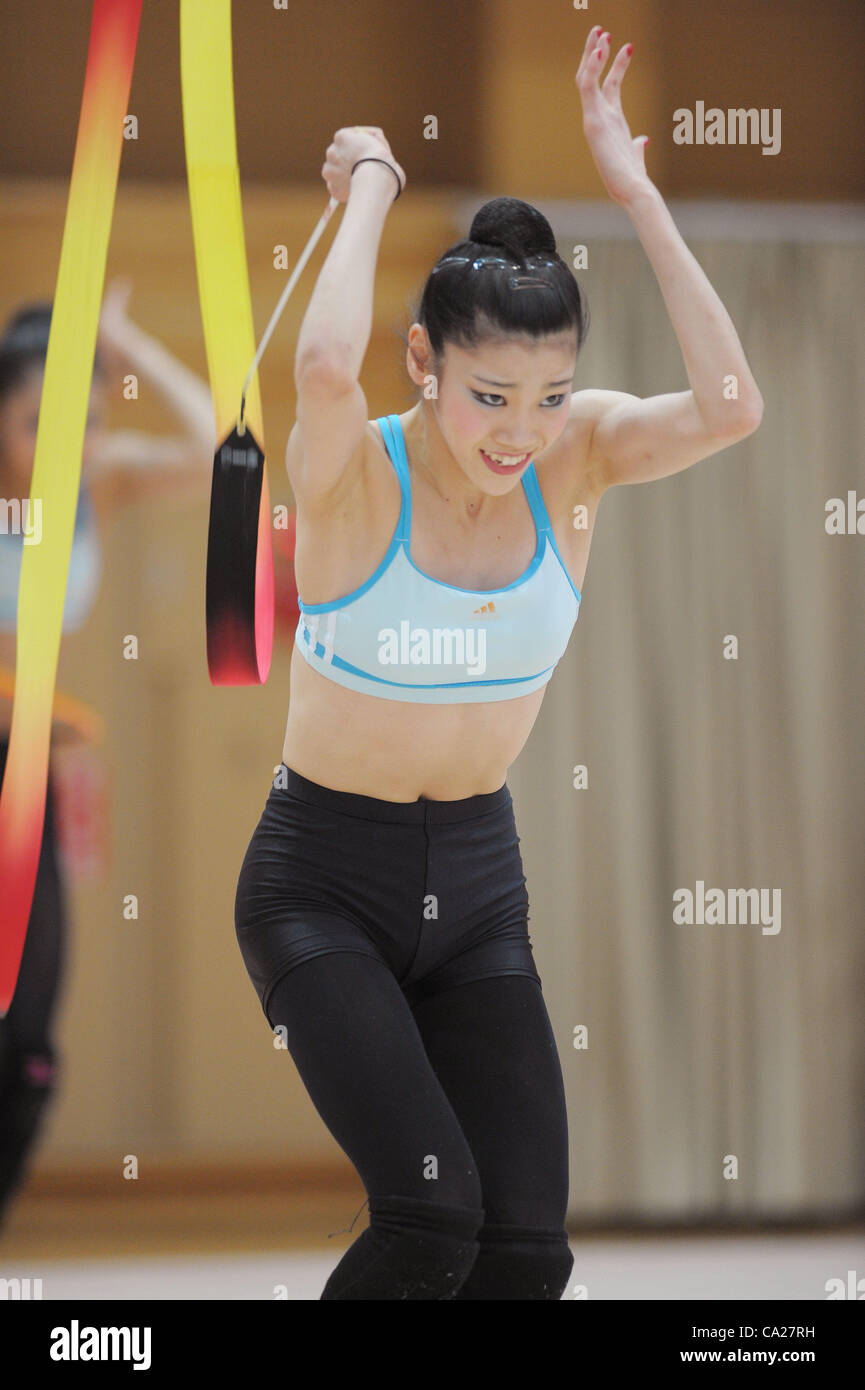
[
  {"xmin": 430, "ymin": 256, "xmax": 517, "ymax": 273},
  {"xmin": 431, "ymin": 254, "xmax": 560, "ymax": 275},
  {"xmin": 508, "ymin": 274, "xmax": 554, "ymax": 290}
]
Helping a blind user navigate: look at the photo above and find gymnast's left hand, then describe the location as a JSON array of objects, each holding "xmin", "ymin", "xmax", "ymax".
[{"xmin": 575, "ymin": 26, "xmax": 652, "ymax": 206}]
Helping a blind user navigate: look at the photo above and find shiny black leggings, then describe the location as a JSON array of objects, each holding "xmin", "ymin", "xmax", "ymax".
[
  {"xmin": 268, "ymin": 957, "xmax": 574, "ymax": 1299},
  {"xmin": 0, "ymin": 740, "xmax": 65, "ymax": 1229}
]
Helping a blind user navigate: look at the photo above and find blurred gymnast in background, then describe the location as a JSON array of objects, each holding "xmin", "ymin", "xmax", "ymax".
[{"xmin": 0, "ymin": 281, "xmax": 214, "ymax": 1230}]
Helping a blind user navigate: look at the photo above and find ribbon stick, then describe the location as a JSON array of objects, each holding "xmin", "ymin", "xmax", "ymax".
[
  {"xmin": 181, "ymin": 0, "xmax": 274, "ymax": 686},
  {"xmin": 0, "ymin": 0, "xmax": 142, "ymax": 1017}
]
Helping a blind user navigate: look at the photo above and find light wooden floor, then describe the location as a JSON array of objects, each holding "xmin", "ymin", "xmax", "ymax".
[
  {"xmin": 4, "ymin": 1184, "xmax": 864, "ymax": 1271},
  {"xmin": 2, "ymin": 1175, "xmax": 368, "ymax": 1259}
]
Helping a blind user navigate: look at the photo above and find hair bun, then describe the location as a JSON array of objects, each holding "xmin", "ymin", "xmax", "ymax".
[{"xmin": 468, "ymin": 196, "xmax": 557, "ymax": 262}]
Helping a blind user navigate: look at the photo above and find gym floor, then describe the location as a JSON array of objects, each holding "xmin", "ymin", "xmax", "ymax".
[{"xmin": 2, "ymin": 1188, "xmax": 863, "ymax": 1299}]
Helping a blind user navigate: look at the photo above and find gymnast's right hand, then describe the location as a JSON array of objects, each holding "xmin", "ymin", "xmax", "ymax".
[{"xmin": 321, "ymin": 127, "xmax": 405, "ymax": 204}]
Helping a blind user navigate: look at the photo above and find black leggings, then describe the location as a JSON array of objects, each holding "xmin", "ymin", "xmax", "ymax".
[
  {"xmin": 0, "ymin": 739, "xmax": 65, "ymax": 1228},
  {"xmin": 236, "ymin": 765, "xmax": 573, "ymax": 1299}
]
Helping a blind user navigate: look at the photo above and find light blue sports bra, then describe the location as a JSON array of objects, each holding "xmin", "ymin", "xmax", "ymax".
[
  {"xmin": 0, "ymin": 484, "xmax": 102, "ymax": 633},
  {"xmin": 294, "ymin": 414, "xmax": 581, "ymax": 703}
]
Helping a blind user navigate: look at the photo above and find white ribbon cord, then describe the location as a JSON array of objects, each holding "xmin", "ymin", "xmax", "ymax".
[{"xmin": 238, "ymin": 195, "xmax": 340, "ymax": 432}]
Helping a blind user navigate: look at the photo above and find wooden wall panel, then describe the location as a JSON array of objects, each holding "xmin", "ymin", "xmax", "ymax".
[
  {"xmin": 1, "ymin": 1, "xmax": 860, "ymax": 200},
  {"xmin": 0, "ymin": 0, "xmax": 484, "ymax": 187},
  {"xmin": 476, "ymin": 0, "xmax": 864, "ymax": 198}
]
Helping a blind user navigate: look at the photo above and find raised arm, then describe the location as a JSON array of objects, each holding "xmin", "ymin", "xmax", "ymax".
[
  {"xmin": 287, "ymin": 127, "xmax": 405, "ymax": 511},
  {"xmin": 84, "ymin": 279, "xmax": 215, "ymax": 506},
  {"xmin": 575, "ymin": 27, "xmax": 763, "ymax": 493}
]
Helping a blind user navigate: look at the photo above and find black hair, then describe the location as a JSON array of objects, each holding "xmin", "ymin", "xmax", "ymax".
[
  {"xmin": 0, "ymin": 303, "xmax": 105, "ymax": 404},
  {"xmin": 411, "ymin": 196, "xmax": 589, "ymax": 368}
]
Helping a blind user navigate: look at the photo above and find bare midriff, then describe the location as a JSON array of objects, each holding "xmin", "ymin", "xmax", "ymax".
[{"xmin": 281, "ymin": 643, "xmax": 548, "ymax": 802}]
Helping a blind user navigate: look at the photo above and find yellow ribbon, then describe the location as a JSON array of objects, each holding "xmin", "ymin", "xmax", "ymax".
[
  {"xmin": 181, "ymin": 0, "xmax": 277, "ymax": 685},
  {"xmin": 0, "ymin": 0, "xmax": 141, "ymax": 1015},
  {"xmin": 180, "ymin": 0, "xmax": 264, "ymax": 451}
]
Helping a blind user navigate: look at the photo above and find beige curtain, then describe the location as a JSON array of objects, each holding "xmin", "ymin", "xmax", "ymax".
[{"xmin": 472, "ymin": 200, "xmax": 865, "ymax": 1221}]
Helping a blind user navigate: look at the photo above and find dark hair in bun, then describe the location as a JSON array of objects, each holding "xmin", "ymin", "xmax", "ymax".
[
  {"xmin": 413, "ymin": 196, "xmax": 589, "ymax": 365},
  {"xmin": 469, "ymin": 197, "xmax": 558, "ymax": 261},
  {"xmin": 0, "ymin": 302, "xmax": 105, "ymax": 404}
]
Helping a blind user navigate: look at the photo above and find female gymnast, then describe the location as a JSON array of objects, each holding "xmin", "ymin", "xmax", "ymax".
[
  {"xmin": 0, "ymin": 281, "xmax": 214, "ymax": 1229},
  {"xmin": 234, "ymin": 26, "xmax": 763, "ymax": 1299}
]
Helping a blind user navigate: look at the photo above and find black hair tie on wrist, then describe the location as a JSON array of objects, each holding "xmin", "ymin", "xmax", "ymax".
[{"xmin": 350, "ymin": 157, "xmax": 403, "ymax": 201}]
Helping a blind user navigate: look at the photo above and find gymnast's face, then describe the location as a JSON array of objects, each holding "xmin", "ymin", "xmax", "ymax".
[
  {"xmin": 0, "ymin": 364, "xmax": 107, "ymax": 488},
  {"xmin": 408, "ymin": 326, "xmax": 578, "ymax": 492}
]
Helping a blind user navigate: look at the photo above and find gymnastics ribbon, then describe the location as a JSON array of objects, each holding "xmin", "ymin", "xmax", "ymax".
[
  {"xmin": 181, "ymin": 0, "xmax": 338, "ymax": 685},
  {"xmin": 180, "ymin": 0, "xmax": 274, "ymax": 686},
  {"xmin": 0, "ymin": 0, "xmax": 142, "ymax": 1017}
]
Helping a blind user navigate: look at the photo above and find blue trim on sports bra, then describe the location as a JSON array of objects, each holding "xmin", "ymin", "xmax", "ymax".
[
  {"xmin": 311, "ymin": 650, "xmax": 557, "ymax": 690},
  {"xmin": 298, "ymin": 413, "xmax": 582, "ymax": 614}
]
